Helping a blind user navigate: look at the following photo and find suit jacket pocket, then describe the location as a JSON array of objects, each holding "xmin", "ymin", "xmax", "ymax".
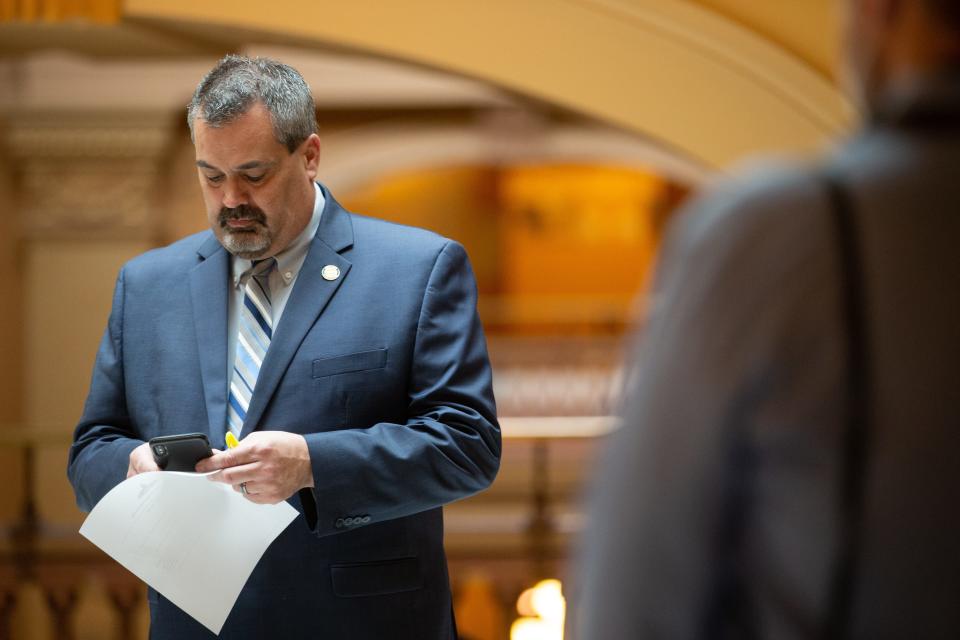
[
  {"xmin": 312, "ymin": 348, "xmax": 388, "ymax": 379},
  {"xmin": 331, "ymin": 556, "xmax": 421, "ymax": 598}
]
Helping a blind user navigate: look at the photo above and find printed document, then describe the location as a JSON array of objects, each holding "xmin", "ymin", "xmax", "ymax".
[{"xmin": 79, "ymin": 470, "xmax": 298, "ymax": 635}]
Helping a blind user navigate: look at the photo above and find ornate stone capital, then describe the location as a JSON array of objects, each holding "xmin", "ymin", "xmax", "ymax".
[{"xmin": 3, "ymin": 111, "xmax": 175, "ymax": 239}]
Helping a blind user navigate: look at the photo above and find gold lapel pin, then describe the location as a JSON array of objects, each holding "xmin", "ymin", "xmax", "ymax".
[{"xmin": 321, "ymin": 265, "xmax": 341, "ymax": 281}]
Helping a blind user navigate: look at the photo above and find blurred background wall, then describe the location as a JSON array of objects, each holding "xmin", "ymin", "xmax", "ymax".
[{"xmin": 0, "ymin": 1, "xmax": 850, "ymax": 638}]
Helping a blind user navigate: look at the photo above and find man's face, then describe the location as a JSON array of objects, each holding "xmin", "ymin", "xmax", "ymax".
[{"xmin": 193, "ymin": 101, "xmax": 320, "ymax": 259}]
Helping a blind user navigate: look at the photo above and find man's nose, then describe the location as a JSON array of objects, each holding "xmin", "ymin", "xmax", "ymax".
[{"xmin": 221, "ymin": 178, "xmax": 248, "ymax": 209}]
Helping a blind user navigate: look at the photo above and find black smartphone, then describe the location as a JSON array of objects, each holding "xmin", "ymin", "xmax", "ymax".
[{"xmin": 149, "ymin": 433, "xmax": 213, "ymax": 472}]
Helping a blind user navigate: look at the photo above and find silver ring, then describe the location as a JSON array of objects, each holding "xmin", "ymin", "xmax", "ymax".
[{"xmin": 240, "ymin": 482, "xmax": 248, "ymax": 496}]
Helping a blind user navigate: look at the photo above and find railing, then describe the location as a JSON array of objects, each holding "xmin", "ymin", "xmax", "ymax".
[{"xmin": 0, "ymin": 428, "xmax": 144, "ymax": 640}]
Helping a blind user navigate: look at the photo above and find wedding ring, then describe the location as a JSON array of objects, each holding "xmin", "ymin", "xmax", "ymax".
[{"xmin": 240, "ymin": 482, "xmax": 248, "ymax": 496}]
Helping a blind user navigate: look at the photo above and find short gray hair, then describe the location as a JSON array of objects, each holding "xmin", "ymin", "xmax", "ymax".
[{"xmin": 187, "ymin": 55, "xmax": 318, "ymax": 152}]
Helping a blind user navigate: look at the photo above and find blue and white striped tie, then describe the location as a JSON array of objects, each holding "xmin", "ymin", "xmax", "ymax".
[{"xmin": 228, "ymin": 258, "xmax": 276, "ymax": 439}]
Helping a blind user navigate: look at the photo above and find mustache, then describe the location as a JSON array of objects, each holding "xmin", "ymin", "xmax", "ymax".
[{"xmin": 219, "ymin": 205, "xmax": 266, "ymax": 227}]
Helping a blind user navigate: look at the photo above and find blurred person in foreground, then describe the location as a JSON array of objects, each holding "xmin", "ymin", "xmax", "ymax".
[
  {"xmin": 572, "ymin": 0, "xmax": 959, "ymax": 637},
  {"xmin": 68, "ymin": 55, "xmax": 499, "ymax": 639}
]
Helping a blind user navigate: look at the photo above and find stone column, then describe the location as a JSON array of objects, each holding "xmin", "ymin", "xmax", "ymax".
[
  {"xmin": 2, "ymin": 111, "xmax": 174, "ymax": 640},
  {"xmin": 4, "ymin": 110, "xmax": 173, "ymax": 524}
]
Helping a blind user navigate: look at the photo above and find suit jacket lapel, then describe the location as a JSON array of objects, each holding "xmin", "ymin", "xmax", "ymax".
[
  {"xmin": 189, "ymin": 234, "xmax": 230, "ymax": 445},
  {"xmin": 242, "ymin": 186, "xmax": 355, "ymax": 435}
]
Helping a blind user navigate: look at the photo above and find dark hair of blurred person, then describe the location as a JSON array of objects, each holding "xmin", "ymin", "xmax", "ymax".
[{"xmin": 570, "ymin": 0, "xmax": 960, "ymax": 638}]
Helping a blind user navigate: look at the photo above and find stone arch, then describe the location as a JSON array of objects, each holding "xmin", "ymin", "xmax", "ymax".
[{"xmin": 125, "ymin": 0, "xmax": 852, "ymax": 169}]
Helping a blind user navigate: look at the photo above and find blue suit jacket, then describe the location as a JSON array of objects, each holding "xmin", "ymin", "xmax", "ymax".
[{"xmin": 68, "ymin": 185, "xmax": 500, "ymax": 639}]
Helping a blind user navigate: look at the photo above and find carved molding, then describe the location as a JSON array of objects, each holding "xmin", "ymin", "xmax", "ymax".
[
  {"xmin": 3, "ymin": 112, "xmax": 175, "ymax": 238},
  {"xmin": 493, "ymin": 366, "xmax": 622, "ymax": 417}
]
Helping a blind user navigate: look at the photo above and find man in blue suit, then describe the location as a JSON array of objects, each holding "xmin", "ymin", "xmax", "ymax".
[{"xmin": 68, "ymin": 55, "xmax": 500, "ymax": 639}]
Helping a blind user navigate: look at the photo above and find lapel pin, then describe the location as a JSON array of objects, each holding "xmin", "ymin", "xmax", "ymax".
[{"xmin": 321, "ymin": 265, "xmax": 341, "ymax": 281}]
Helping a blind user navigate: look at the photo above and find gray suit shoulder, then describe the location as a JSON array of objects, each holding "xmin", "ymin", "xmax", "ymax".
[
  {"xmin": 653, "ymin": 158, "xmax": 839, "ymax": 317},
  {"xmin": 676, "ymin": 159, "xmax": 825, "ymax": 250}
]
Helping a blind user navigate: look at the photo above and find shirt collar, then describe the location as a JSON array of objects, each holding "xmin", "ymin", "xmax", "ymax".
[{"xmin": 232, "ymin": 182, "xmax": 325, "ymax": 288}]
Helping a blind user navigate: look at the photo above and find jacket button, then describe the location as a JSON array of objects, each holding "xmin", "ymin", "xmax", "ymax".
[
  {"xmin": 361, "ymin": 515, "xmax": 371, "ymax": 524},
  {"xmin": 335, "ymin": 518, "xmax": 344, "ymax": 528}
]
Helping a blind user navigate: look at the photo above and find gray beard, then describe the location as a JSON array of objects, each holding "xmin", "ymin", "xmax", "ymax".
[
  {"xmin": 217, "ymin": 204, "xmax": 271, "ymax": 259},
  {"xmin": 220, "ymin": 227, "xmax": 272, "ymax": 259}
]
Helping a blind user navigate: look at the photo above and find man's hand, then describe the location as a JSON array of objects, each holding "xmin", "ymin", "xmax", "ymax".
[
  {"xmin": 127, "ymin": 442, "xmax": 161, "ymax": 478},
  {"xmin": 195, "ymin": 431, "xmax": 314, "ymax": 504}
]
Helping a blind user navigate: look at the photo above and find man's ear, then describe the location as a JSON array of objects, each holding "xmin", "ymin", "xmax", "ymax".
[{"xmin": 302, "ymin": 133, "xmax": 321, "ymax": 179}]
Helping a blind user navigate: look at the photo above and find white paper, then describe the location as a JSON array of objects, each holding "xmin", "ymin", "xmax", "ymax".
[{"xmin": 79, "ymin": 471, "xmax": 298, "ymax": 635}]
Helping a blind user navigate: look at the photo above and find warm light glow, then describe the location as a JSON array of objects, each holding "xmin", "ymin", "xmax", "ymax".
[
  {"xmin": 516, "ymin": 586, "xmax": 537, "ymax": 617},
  {"xmin": 511, "ymin": 617, "xmax": 558, "ymax": 640},
  {"xmin": 530, "ymin": 579, "xmax": 565, "ymax": 622},
  {"xmin": 511, "ymin": 579, "xmax": 565, "ymax": 640}
]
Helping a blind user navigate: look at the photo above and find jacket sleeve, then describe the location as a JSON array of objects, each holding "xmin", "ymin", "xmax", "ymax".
[
  {"xmin": 299, "ymin": 240, "xmax": 501, "ymax": 535},
  {"xmin": 67, "ymin": 267, "xmax": 144, "ymax": 512}
]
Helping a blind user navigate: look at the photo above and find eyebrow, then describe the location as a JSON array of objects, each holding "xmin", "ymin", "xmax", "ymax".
[{"xmin": 195, "ymin": 160, "xmax": 277, "ymax": 172}]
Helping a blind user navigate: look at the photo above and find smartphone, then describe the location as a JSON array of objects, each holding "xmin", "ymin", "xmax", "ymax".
[{"xmin": 149, "ymin": 433, "xmax": 213, "ymax": 472}]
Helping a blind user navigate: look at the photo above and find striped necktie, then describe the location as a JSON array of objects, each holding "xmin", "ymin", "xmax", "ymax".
[{"xmin": 228, "ymin": 258, "xmax": 276, "ymax": 439}]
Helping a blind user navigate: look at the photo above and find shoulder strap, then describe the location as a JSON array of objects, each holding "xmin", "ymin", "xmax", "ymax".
[{"xmin": 821, "ymin": 172, "xmax": 874, "ymax": 639}]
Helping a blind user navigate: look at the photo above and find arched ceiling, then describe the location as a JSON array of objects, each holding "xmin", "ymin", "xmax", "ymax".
[
  {"xmin": 117, "ymin": 0, "xmax": 852, "ymax": 169},
  {"xmin": 1, "ymin": 0, "xmax": 853, "ymax": 170},
  {"xmin": 690, "ymin": 0, "xmax": 841, "ymax": 79}
]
